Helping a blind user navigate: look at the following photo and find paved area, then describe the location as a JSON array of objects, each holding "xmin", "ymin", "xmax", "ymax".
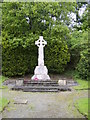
[{"xmin": 1, "ymin": 88, "xmax": 88, "ymax": 118}]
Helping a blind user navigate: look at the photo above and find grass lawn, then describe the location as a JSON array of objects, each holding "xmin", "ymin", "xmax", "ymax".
[
  {"xmin": 64, "ymin": 70, "xmax": 89, "ymax": 119},
  {"xmin": 0, "ymin": 97, "xmax": 9, "ymax": 112},
  {"xmin": 73, "ymin": 79, "xmax": 89, "ymax": 90},
  {"xmin": 0, "ymin": 76, "xmax": 9, "ymax": 112},
  {"xmin": 0, "ymin": 76, "xmax": 8, "ymax": 89},
  {"xmin": 64, "ymin": 70, "xmax": 89, "ymax": 90},
  {"xmin": 74, "ymin": 98, "xmax": 89, "ymax": 118}
]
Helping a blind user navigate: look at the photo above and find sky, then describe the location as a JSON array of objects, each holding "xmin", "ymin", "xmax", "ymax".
[
  {"xmin": 26, "ymin": 3, "xmax": 87, "ymax": 28},
  {"xmin": 69, "ymin": 4, "xmax": 87, "ymax": 28}
]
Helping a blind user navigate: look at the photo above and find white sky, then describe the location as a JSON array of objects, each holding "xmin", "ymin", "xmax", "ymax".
[
  {"xmin": 69, "ymin": 5, "xmax": 87, "ymax": 28},
  {"xmin": 79, "ymin": 5, "xmax": 86, "ymax": 17},
  {"xmin": 26, "ymin": 4, "xmax": 87, "ymax": 28}
]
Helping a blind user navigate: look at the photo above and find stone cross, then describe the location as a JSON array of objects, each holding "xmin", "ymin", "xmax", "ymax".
[
  {"xmin": 31, "ymin": 36, "xmax": 50, "ymax": 80},
  {"xmin": 35, "ymin": 36, "xmax": 47, "ymax": 66}
]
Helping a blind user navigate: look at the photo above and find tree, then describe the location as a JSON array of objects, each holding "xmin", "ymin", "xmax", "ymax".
[
  {"xmin": 67, "ymin": 30, "xmax": 89, "ymax": 80},
  {"xmin": 73, "ymin": 2, "xmax": 88, "ymax": 31},
  {"xmin": 2, "ymin": 2, "xmax": 73, "ymax": 76}
]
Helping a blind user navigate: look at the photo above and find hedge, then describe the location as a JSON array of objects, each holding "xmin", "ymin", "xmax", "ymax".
[{"xmin": 2, "ymin": 34, "xmax": 70, "ymax": 76}]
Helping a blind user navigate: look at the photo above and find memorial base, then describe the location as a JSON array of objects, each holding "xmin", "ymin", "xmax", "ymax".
[{"xmin": 31, "ymin": 66, "xmax": 50, "ymax": 81}]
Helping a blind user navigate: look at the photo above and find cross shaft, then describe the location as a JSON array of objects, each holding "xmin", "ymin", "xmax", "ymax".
[{"xmin": 35, "ymin": 36, "xmax": 47, "ymax": 66}]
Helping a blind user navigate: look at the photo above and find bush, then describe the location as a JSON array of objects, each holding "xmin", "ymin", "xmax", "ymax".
[
  {"xmin": 2, "ymin": 35, "xmax": 70, "ymax": 76},
  {"xmin": 67, "ymin": 30, "xmax": 88, "ymax": 68},
  {"xmin": 2, "ymin": 47, "xmax": 29, "ymax": 76},
  {"xmin": 2, "ymin": 27, "xmax": 70, "ymax": 76},
  {"xmin": 67, "ymin": 30, "xmax": 89, "ymax": 80},
  {"xmin": 76, "ymin": 50, "xmax": 89, "ymax": 80},
  {"xmin": 2, "ymin": 33, "xmax": 38, "ymax": 76},
  {"xmin": 45, "ymin": 25, "xmax": 70, "ymax": 73},
  {"xmin": 2, "ymin": 3, "xmax": 71, "ymax": 76},
  {"xmin": 45, "ymin": 40, "xmax": 70, "ymax": 73}
]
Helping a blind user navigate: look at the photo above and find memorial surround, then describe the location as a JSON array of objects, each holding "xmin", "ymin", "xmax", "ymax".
[{"xmin": 10, "ymin": 36, "xmax": 76, "ymax": 92}]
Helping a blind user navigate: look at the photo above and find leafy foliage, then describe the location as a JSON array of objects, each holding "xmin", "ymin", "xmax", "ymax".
[
  {"xmin": 67, "ymin": 30, "xmax": 89, "ymax": 80},
  {"xmin": 2, "ymin": 2, "xmax": 71, "ymax": 76},
  {"xmin": 76, "ymin": 49, "xmax": 89, "ymax": 80},
  {"xmin": 44, "ymin": 25, "xmax": 70, "ymax": 73},
  {"xmin": 2, "ymin": 2, "xmax": 89, "ymax": 79},
  {"xmin": 73, "ymin": 3, "xmax": 88, "ymax": 31},
  {"xmin": 2, "ymin": 33, "xmax": 38, "ymax": 76}
]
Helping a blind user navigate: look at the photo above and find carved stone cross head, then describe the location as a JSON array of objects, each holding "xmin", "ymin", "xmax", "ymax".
[{"xmin": 35, "ymin": 36, "xmax": 47, "ymax": 47}]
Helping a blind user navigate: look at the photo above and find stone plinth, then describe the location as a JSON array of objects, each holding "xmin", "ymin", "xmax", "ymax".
[{"xmin": 31, "ymin": 66, "xmax": 50, "ymax": 80}]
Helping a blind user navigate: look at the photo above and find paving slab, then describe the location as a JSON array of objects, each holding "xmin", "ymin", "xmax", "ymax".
[{"xmin": 1, "ymin": 88, "xmax": 88, "ymax": 118}]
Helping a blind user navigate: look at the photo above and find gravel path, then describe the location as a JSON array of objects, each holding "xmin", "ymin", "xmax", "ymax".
[{"xmin": 1, "ymin": 88, "xmax": 88, "ymax": 118}]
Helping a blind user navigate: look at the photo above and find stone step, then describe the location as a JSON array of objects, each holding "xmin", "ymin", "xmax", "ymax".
[
  {"xmin": 23, "ymin": 80, "xmax": 78, "ymax": 86},
  {"xmin": 11, "ymin": 85, "xmax": 71, "ymax": 92},
  {"xmin": 23, "ymin": 88, "xmax": 71, "ymax": 92},
  {"xmin": 23, "ymin": 80, "xmax": 58, "ymax": 84},
  {"xmin": 23, "ymin": 89, "xmax": 59, "ymax": 92},
  {"xmin": 12, "ymin": 85, "xmax": 67, "ymax": 89},
  {"xmin": 23, "ymin": 83, "xmax": 59, "ymax": 86},
  {"xmin": 23, "ymin": 80, "xmax": 58, "ymax": 86},
  {"xmin": 24, "ymin": 84, "xmax": 59, "ymax": 86},
  {"xmin": 11, "ymin": 86, "xmax": 23, "ymax": 90},
  {"xmin": 23, "ymin": 87, "xmax": 71, "ymax": 91}
]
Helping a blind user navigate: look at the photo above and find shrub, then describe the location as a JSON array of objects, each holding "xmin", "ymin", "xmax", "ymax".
[
  {"xmin": 2, "ymin": 36, "xmax": 70, "ymax": 76},
  {"xmin": 43, "ymin": 25, "xmax": 70, "ymax": 73},
  {"xmin": 67, "ymin": 30, "xmax": 89, "ymax": 80},
  {"xmin": 45, "ymin": 38, "xmax": 70, "ymax": 73},
  {"xmin": 2, "ymin": 3, "xmax": 71, "ymax": 76},
  {"xmin": 2, "ymin": 29, "xmax": 70, "ymax": 76},
  {"xmin": 67, "ymin": 30, "xmax": 88, "ymax": 68},
  {"xmin": 2, "ymin": 33, "xmax": 38, "ymax": 76},
  {"xmin": 76, "ymin": 50, "xmax": 89, "ymax": 80}
]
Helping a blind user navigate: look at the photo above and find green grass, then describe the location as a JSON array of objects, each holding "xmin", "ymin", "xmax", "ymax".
[
  {"xmin": 73, "ymin": 79, "xmax": 89, "ymax": 90},
  {"xmin": 74, "ymin": 98, "xmax": 89, "ymax": 118},
  {"xmin": 0, "ymin": 76, "xmax": 8, "ymax": 89},
  {"xmin": 0, "ymin": 97, "xmax": 9, "ymax": 112},
  {"xmin": 0, "ymin": 76, "xmax": 9, "ymax": 112},
  {"xmin": 64, "ymin": 70, "xmax": 89, "ymax": 118},
  {"xmin": 64, "ymin": 69, "xmax": 89, "ymax": 90}
]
